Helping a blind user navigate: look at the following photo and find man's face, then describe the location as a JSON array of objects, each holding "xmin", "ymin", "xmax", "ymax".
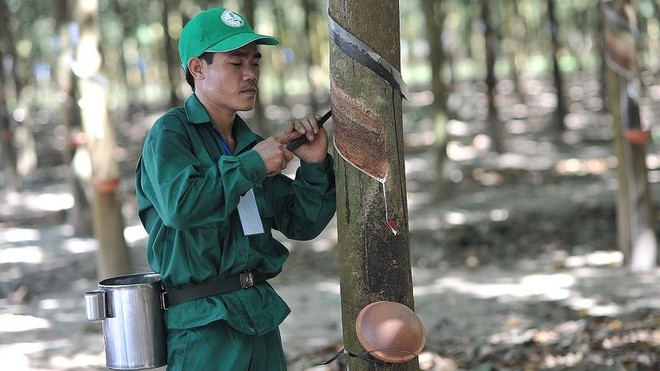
[{"xmin": 195, "ymin": 42, "xmax": 262, "ymax": 113}]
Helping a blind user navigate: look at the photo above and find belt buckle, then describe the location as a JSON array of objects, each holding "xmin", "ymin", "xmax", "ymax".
[
  {"xmin": 160, "ymin": 291, "xmax": 170, "ymax": 311},
  {"xmin": 240, "ymin": 271, "xmax": 254, "ymax": 289}
]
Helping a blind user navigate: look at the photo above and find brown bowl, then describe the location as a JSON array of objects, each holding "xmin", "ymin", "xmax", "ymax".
[{"xmin": 355, "ymin": 301, "xmax": 426, "ymax": 363}]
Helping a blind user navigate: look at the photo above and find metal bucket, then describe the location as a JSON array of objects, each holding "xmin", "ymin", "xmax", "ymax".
[{"xmin": 84, "ymin": 272, "xmax": 167, "ymax": 370}]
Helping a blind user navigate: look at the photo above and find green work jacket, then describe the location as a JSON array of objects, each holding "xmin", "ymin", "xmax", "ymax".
[{"xmin": 135, "ymin": 94, "xmax": 336, "ymax": 335}]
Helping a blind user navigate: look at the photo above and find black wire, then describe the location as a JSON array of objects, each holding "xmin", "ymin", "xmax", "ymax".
[{"xmin": 321, "ymin": 347, "xmax": 409, "ymax": 368}]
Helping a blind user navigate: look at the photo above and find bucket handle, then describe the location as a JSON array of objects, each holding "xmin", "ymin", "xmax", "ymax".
[{"xmin": 84, "ymin": 290, "xmax": 107, "ymax": 321}]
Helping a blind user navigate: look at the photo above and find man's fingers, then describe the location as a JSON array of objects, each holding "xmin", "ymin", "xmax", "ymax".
[
  {"xmin": 276, "ymin": 131, "xmax": 302, "ymax": 145},
  {"xmin": 284, "ymin": 150, "xmax": 294, "ymax": 162},
  {"xmin": 278, "ymin": 115, "xmax": 325, "ymax": 148},
  {"xmin": 283, "ymin": 121, "xmax": 295, "ymax": 135}
]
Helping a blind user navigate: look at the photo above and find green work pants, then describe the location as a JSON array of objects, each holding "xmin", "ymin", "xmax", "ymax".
[{"xmin": 166, "ymin": 320, "xmax": 287, "ymax": 370}]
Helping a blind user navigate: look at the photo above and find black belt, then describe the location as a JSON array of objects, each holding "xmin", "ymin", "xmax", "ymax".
[{"xmin": 160, "ymin": 271, "xmax": 272, "ymax": 310}]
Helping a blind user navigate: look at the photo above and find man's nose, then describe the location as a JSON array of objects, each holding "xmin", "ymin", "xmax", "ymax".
[{"xmin": 244, "ymin": 66, "xmax": 258, "ymax": 81}]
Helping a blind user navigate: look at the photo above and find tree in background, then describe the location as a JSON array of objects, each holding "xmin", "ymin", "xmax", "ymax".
[
  {"xmin": 329, "ymin": 0, "xmax": 417, "ymax": 369},
  {"xmin": 73, "ymin": 0, "xmax": 132, "ymax": 278},
  {"xmin": 480, "ymin": 0, "xmax": 504, "ymax": 153},
  {"xmin": 0, "ymin": 0, "xmax": 21, "ymax": 191},
  {"xmin": 422, "ymin": 0, "xmax": 452, "ymax": 196},
  {"xmin": 602, "ymin": 0, "xmax": 657, "ymax": 271},
  {"xmin": 162, "ymin": 0, "xmax": 182, "ymax": 107},
  {"xmin": 54, "ymin": 0, "xmax": 93, "ymax": 237},
  {"xmin": 547, "ymin": 0, "xmax": 568, "ymax": 129}
]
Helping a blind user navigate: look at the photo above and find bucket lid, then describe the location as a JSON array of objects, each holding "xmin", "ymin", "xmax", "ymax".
[{"xmin": 355, "ymin": 301, "xmax": 426, "ymax": 363}]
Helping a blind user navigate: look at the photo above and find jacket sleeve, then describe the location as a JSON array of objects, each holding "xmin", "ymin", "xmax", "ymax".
[
  {"xmin": 269, "ymin": 155, "xmax": 337, "ymax": 240},
  {"xmin": 138, "ymin": 115, "xmax": 266, "ymax": 230}
]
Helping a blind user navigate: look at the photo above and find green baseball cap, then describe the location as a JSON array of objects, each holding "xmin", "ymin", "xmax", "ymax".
[{"xmin": 178, "ymin": 8, "xmax": 279, "ymax": 71}]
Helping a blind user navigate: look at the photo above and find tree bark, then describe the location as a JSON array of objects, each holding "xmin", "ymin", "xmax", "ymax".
[
  {"xmin": 0, "ymin": 0, "xmax": 21, "ymax": 192},
  {"xmin": 547, "ymin": 0, "xmax": 567, "ymax": 129},
  {"xmin": 74, "ymin": 0, "xmax": 133, "ymax": 279},
  {"xmin": 602, "ymin": 0, "xmax": 657, "ymax": 271},
  {"xmin": 302, "ymin": 0, "xmax": 320, "ymax": 114},
  {"xmin": 54, "ymin": 0, "xmax": 94, "ymax": 237},
  {"xmin": 329, "ymin": 0, "xmax": 417, "ymax": 369},
  {"xmin": 480, "ymin": 0, "xmax": 504, "ymax": 153},
  {"xmin": 422, "ymin": 0, "xmax": 452, "ymax": 197},
  {"xmin": 162, "ymin": 0, "xmax": 182, "ymax": 107}
]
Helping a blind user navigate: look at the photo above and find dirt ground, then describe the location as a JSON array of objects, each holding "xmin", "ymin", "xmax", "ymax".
[
  {"xmin": 2, "ymin": 156, "xmax": 659, "ymax": 371},
  {"xmin": 2, "ymin": 79, "xmax": 660, "ymax": 370}
]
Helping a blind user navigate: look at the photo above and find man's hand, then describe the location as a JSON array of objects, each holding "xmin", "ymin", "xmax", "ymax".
[
  {"xmin": 253, "ymin": 114, "xmax": 329, "ymax": 177},
  {"xmin": 252, "ymin": 137, "xmax": 294, "ymax": 177},
  {"xmin": 283, "ymin": 115, "xmax": 329, "ymax": 163}
]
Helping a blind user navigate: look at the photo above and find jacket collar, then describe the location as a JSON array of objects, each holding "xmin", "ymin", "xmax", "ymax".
[{"xmin": 184, "ymin": 94, "xmax": 260, "ymax": 153}]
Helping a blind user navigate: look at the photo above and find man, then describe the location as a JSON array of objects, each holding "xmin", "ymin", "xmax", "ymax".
[{"xmin": 135, "ymin": 8, "xmax": 336, "ymax": 370}]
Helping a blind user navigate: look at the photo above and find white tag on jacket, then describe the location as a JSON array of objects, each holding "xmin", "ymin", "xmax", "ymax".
[{"xmin": 237, "ymin": 189, "xmax": 264, "ymax": 235}]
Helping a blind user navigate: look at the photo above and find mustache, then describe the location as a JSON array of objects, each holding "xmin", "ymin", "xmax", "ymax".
[{"xmin": 240, "ymin": 84, "xmax": 258, "ymax": 92}]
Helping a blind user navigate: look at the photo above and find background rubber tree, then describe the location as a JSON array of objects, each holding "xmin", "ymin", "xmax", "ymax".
[
  {"xmin": 0, "ymin": 0, "xmax": 21, "ymax": 192},
  {"xmin": 422, "ymin": 0, "xmax": 452, "ymax": 197},
  {"xmin": 547, "ymin": 0, "xmax": 568, "ymax": 129},
  {"xmin": 329, "ymin": 0, "xmax": 418, "ymax": 369},
  {"xmin": 480, "ymin": 0, "xmax": 504, "ymax": 153},
  {"xmin": 601, "ymin": 0, "xmax": 657, "ymax": 271},
  {"xmin": 54, "ymin": 0, "xmax": 94, "ymax": 237},
  {"xmin": 73, "ymin": 0, "xmax": 133, "ymax": 279}
]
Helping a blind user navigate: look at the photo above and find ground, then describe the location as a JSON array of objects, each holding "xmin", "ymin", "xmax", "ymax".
[{"xmin": 1, "ymin": 77, "xmax": 660, "ymax": 370}]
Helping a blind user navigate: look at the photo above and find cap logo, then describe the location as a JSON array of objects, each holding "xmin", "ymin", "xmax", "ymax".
[{"xmin": 221, "ymin": 10, "xmax": 244, "ymax": 27}]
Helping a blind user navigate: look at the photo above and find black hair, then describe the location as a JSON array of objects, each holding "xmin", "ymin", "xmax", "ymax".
[{"xmin": 185, "ymin": 52, "xmax": 215, "ymax": 91}]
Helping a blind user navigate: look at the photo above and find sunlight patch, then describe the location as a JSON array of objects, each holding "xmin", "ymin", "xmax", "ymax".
[
  {"xmin": 124, "ymin": 224, "xmax": 148, "ymax": 244},
  {"xmin": 0, "ymin": 314, "xmax": 50, "ymax": 332},
  {"xmin": 0, "ymin": 228, "xmax": 40, "ymax": 244},
  {"xmin": 563, "ymin": 250, "xmax": 623, "ymax": 268},
  {"xmin": 0, "ymin": 246, "xmax": 43, "ymax": 264},
  {"xmin": 63, "ymin": 238, "xmax": 97, "ymax": 254},
  {"xmin": 0, "ymin": 346, "xmax": 30, "ymax": 370},
  {"xmin": 32, "ymin": 193, "xmax": 74, "ymax": 211},
  {"xmin": 444, "ymin": 211, "xmax": 467, "ymax": 225},
  {"xmin": 316, "ymin": 280, "xmax": 341, "ymax": 295},
  {"xmin": 426, "ymin": 273, "xmax": 576, "ymax": 301},
  {"xmin": 50, "ymin": 351, "xmax": 105, "ymax": 369}
]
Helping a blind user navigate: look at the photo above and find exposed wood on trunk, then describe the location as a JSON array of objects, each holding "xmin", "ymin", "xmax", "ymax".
[{"xmin": 331, "ymin": 81, "xmax": 389, "ymax": 181}]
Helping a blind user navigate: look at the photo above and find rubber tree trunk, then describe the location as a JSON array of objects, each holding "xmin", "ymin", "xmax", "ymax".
[
  {"xmin": 0, "ymin": 0, "xmax": 21, "ymax": 192},
  {"xmin": 547, "ymin": 0, "xmax": 567, "ymax": 129},
  {"xmin": 602, "ymin": 0, "xmax": 657, "ymax": 271},
  {"xmin": 74, "ymin": 0, "xmax": 133, "ymax": 279},
  {"xmin": 422, "ymin": 0, "xmax": 452, "ymax": 198},
  {"xmin": 329, "ymin": 0, "xmax": 417, "ymax": 369},
  {"xmin": 302, "ymin": 0, "xmax": 320, "ymax": 114},
  {"xmin": 480, "ymin": 0, "xmax": 504, "ymax": 153},
  {"xmin": 54, "ymin": 0, "xmax": 94, "ymax": 237},
  {"xmin": 0, "ymin": 53, "xmax": 20, "ymax": 192},
  {"xmin": 163, "ymin": 0, "xmax": 182, "ymax": 107}
]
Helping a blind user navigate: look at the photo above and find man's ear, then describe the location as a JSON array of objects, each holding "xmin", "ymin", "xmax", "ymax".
[{"xmin": 187, "ymin": 57, "xmax": 204, "ymax": 79}]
